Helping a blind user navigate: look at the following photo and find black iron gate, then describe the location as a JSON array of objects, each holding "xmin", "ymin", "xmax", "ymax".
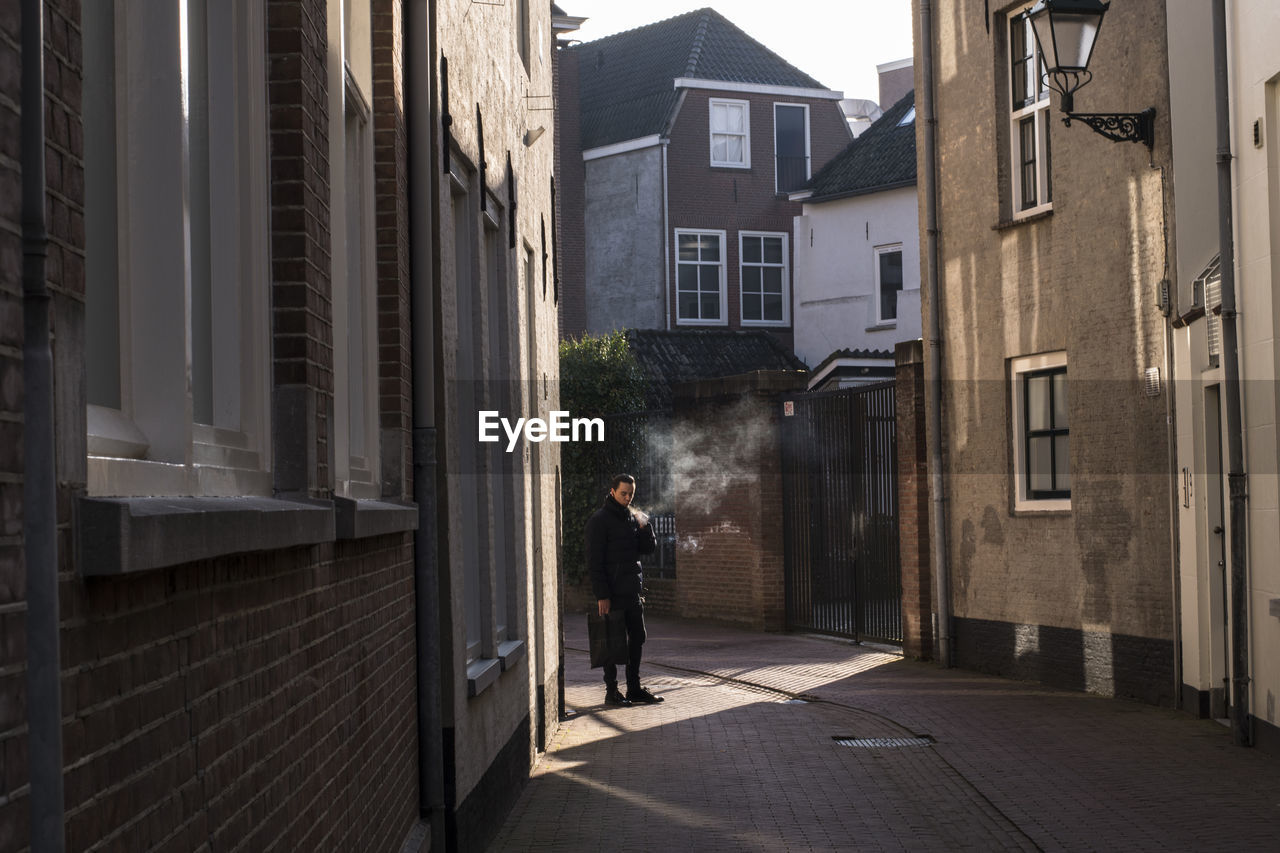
[{"xmin": 780, "ymin": 382, "xmax": 901, "ymax": 643}]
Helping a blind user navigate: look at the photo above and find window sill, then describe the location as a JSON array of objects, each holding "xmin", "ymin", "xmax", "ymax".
[
  {"xmin": 77, "ymin": 496, "xmax": 334, "ymax": 577},
  {"xmin": 709, "ymin": 163, "xmax": 751, "ymax": 171},
  {"xmin": 498, "ymin": 639, "xmax": 526, "ymax": 671},
  {"xmin": 674, "ymin": 318, "xmax": 730, "ymax": 327},
  {"xmin": 1011, "ymin": 500, "xmax": 1071, "ymax": 515},
  {"xmin": 334, "ymin": 497, "xmax": 418, "ymax": 540},
  {"xmin": 866, "ymin": 321, "xmax": 897, "ymax": 332},
  {"xmin": 467, "ymin": 658, "xmax": 501, "ymax": 698},
  {"xmin": 994, "ymin": 207, "xmax": 1054, "ymax": 230}
]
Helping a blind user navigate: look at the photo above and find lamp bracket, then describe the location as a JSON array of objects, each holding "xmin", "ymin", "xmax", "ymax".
[{"xmin": 1062, "ymin": 106, "xmax": 1155, "ymax": 150}]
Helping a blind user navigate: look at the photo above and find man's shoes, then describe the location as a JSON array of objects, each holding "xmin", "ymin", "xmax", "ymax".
[
  {"xmin": 604, "ymin": 687, "xmax": 632, "ymax": 707},
  {"xmin": 626, "ymin": 686, "xmax": 664, "ymax": 704}
]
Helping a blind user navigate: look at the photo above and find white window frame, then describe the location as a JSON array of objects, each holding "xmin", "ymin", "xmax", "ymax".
[
  {"xmin": 329, "ymin": 0, "xmax": 381, "ymax": 500},
  {"xmin": 738, "ymin": 231, "xmax": 790, "ymax": 327},
  {"xmin": 1008, "ymin": 4, "xmax": 1053, "ymax": 218},
  {"xmin": 674, "ymin": 228, "xmax": 729, "ymax": 326},
  {"xmin": 772, "ymin": 102, "xmax": 810, "ymax": 194},
  {"xmin": 84, "ymin": 0, "xmax": 272, "ymax": 498},
  {"xmin": 709, "ymin": 98, "xmax": 750, "ymax": 168},
  {"xmin": 873, "ymin": 244, "xmax": 904, "ymax": 326},
  {"xmin": 1010, "ymin": 351, "xmax": 1070, "ymax": 512}
]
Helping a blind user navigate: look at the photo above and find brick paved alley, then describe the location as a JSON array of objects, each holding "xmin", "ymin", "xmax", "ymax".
[{"xmin": 489, "ymin": 615, "xmax": 1280, "ymax": 852}]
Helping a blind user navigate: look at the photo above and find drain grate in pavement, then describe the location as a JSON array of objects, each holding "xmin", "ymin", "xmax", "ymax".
[{"xmin": 832, "ymin": 735, "xmax": 935, "ymax": 748}]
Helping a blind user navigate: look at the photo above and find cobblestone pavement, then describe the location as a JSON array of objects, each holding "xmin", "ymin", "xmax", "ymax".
[{"xmin": 488, "ymin": 615, "xmax": 1280, "ymax": 852}]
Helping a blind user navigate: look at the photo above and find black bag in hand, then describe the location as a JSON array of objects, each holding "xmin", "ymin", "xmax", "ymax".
[{"xmin": 587, "ymin": 610, "xmax": 629, "ymax": 668}]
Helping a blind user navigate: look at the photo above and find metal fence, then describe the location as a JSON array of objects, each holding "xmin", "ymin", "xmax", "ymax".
[{"xmin": 780, "ymin": 382, "xmax": 901, "ymax": 643}]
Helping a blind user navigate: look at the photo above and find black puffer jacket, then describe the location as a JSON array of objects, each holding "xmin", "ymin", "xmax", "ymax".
[{"xmin": 586, "ymin": 494, "xmax": 657, "ymax": 604}]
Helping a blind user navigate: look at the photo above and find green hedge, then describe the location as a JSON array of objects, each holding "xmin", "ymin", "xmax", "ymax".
[{"xmin": 559, "ymin": 330, "xmax": 647, "ymax": 585}]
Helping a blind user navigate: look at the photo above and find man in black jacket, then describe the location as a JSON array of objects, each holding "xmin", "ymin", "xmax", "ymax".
[{"xmin": 586, "ymin": 473, "xmax": 663, "ymax": 706}]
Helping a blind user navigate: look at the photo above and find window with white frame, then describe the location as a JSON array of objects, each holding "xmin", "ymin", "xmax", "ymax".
[
  {"xmin": 1010, "ymin": 352, "xmax": 1070, "ymax": 511},
  {"xmin": 739, "ymin": 232, "xmax": 789, "ymax": 325},
  {"xmin": 1008, "ymin": 4, "xmax": 1053, "ymax": 215},
  {"xmin": 709, "ymin": 98, "xmax": 750, "ymax": 168},
  {"xmin": 874, "ymin": 245, "xmax": 903, "ymax": 325},
  {"xmin": 83, "ymin": 0, "xmax": 271, "ymax": 498},
  {"xmin": 675, "ymin": 229, "xmax": 728, "ymax": 325},
  {"xmin": 773, "ymin": 103, "xmax": 810, "ymax": 193},
  {"xmin": 330, "ymin": 0, "xmax": 380, "ymax": 499}
]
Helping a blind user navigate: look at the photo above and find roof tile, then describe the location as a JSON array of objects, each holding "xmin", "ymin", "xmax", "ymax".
[{"xmin": 571, "ymin": 8, "xmax": 829, "ymax": 150}]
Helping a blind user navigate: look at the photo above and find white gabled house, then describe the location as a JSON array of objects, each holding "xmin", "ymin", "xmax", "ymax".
[{"xmin": 789, "ymin": 88, "xmax": 920, "ymax": 389}]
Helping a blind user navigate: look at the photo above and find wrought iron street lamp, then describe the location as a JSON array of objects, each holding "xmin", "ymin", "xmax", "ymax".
[{"xmin": 1028, "ymin": 0, "xmax": 1155, "ymax": 149}]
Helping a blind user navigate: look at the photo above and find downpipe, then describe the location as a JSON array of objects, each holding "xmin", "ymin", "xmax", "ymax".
[
  {"xmin": 918, "ymin": 0, "xmax": 952, "ymax": 667},
  {"xmin": 1211, "ymin": 0, "xmax": 1250, "ymax": 748},
  {"xmin": 22, "ymin": 0, "xmax": 67, "ymax": 848},
  {"xmin": 409, "ymin": 0, "xmax": 448, "ymax": 846}
]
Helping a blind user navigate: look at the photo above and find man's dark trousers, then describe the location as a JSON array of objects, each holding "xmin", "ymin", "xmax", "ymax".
[{"xmin": 602, "ymin": 604, "xmax": 646, "ymax": 691}]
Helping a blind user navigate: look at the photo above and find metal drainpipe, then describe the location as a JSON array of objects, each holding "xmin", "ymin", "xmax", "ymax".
[
  {"xmin": 409, "ymin": 0, "xmax": 448, "ymax": 845},
  {"xmin": 22, "ymin": 0, "xmax": 67, "ymax": 848},
  {"xmin": 919, "ymin": 0, "xmax": 952, "ymax": 667},
  {"xmin": 1211, "ymin": 0, "xmax": 1251, "ymax": 748}
]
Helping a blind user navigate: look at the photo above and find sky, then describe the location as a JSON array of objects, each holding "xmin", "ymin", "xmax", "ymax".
[{"xmin": 563, "ymin": 1, "xmax": 915, "ymax": 104}]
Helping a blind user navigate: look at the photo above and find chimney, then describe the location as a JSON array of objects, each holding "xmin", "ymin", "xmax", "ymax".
[{"xmin": 877, "ymin": 58, "xmax": 914, "ymax": 108}]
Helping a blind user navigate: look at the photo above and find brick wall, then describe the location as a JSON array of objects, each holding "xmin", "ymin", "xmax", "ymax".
[
  {"xmin": 895, "ymin": 340, "xmax": 932, "ymax": 660},
  {"xmin": 673, "ymin": 375, "xmax": 797, "ymax": 632},
  {"xmin": 372, "ymin": 0, "xmax": 412, "ymax": 499},
  {"xmin": 0, "ymin": 0, "xmax": 27, "ymax": 846},
  {"xmin": 1, "ymin": 1, "xmax": 427, "ymax": 849},
  {"xmin": 268, "ymin": 0, "xmax": 333, "ymax": 498},
  {"xmin": 664, "ymin": 90, "xmax": 851, "ymax": 349},
  {"xmin": 59, "ymin": 538, "xmax": 420, "ymax": 851}
]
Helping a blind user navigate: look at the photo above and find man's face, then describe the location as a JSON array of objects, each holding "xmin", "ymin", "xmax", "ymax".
[{"xmin": 611, "ymin": 482, "xmax": 635, "ymax": 507}]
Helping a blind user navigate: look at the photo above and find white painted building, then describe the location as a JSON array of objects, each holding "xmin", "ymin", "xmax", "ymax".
[
  {"xmin": 1166, "ymin": 0, "xmax": 1280, "ymax": 752},
  {"xmin": 790, "ymin": 89, "xmax": 920, "ymax": 389}
]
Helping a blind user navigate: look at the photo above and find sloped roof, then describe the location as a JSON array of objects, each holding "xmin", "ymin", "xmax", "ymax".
[
  {"xmin": 801, "ymin": 90, "xmax": 916, "ymax": 201},
  {"xmin": 626, "ymin": 329, "xmax": 807, "ymax": 408},
  {"xmin": 570, "ymin": 8, "xmax": 828, "ymax": 150}
]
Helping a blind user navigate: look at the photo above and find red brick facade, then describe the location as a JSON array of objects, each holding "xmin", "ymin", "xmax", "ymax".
[
  {"xmin": 659, "ymin": 89, "xmax": 851, "ymax": 350},
  {"xmin": 672, "ymin": 374, "xmax": 800, "ymax": 632},
  {"xmin": 268, "ymin": 0, "xmax": 334, "ymax": 497},
  {"xmin": 373, "ymin": 0, "xmax": 412, "ymax": 497},
  {"xmin": 895, "ymin": 340, "xmax": 933, "ymax": 660}
]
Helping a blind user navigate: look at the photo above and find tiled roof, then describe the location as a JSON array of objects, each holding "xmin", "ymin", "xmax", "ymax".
[
  {"xmin": 809, "ymin": 347, "xmax": 895, "ymax": 373},
  {"xmin": 626, "ymin": 329, "xmax": 808, "ymax": 408},
  {"xmin": 801, "ymin": 90, "xmax": 916, "ymax": 201},
  {"xmin": 570, "ymin": 8, "xmax": 828, "ymax": 150}
]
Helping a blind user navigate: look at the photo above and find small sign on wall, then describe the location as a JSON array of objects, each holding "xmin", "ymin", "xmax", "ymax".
[{"xmin": 783, "ymin": 401, "xmax": 795, "ymax": 417}]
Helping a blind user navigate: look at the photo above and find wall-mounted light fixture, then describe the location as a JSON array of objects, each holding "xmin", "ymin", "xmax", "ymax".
[{"xmin": 1029, "ymin": 0, "xmax": 1155, "ymax": 149}]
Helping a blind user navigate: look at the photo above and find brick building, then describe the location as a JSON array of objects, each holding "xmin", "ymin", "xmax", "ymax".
[
  {"xmin": 917, "ymin": 0, "xmax": 1178, "ymax": 705},
  {"xmin": 2, "ymin": 0, "xmax": 560, "ymax": 850},
  {"xmin": 555, "ymin": 7, "xmax": 852, "ymax": 352}
]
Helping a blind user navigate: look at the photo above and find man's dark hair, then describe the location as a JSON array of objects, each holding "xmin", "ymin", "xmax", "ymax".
[{"xmin": 609, "ymin": 473, "xmax": 636, "ymax": 489}]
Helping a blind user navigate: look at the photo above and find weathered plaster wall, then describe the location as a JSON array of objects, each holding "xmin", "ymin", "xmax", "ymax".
[
  {"xmin": 582, "ymin": 145, "xmax": 666, "ymax": 333},
  {"xmin": 921, "ymin": 0, "xmax": 1177, "ymax": 703}
]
